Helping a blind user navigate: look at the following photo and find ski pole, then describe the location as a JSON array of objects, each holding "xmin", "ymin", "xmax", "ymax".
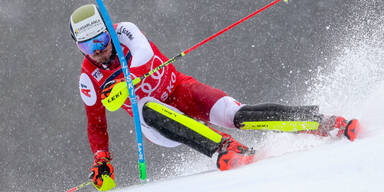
[
  {"xmin": 65, "ymin": 181, "xmax": 92, "ymax": 192},
  {"xmin": 96, "ymin": 0, "xmax": 147, "ymax": 181},
  {"xmin": 132, "ymin": 0, "xmax": 281, "ymax": 86}
]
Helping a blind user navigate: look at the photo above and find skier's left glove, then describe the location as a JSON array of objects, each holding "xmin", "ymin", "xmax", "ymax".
[
  {"xmin": 101, "ymin": 78, "xmax": 129, "ymax": 112},
  {"xmin": 89, "ymin": 151, "xmax": 116, "ymax": 191}
]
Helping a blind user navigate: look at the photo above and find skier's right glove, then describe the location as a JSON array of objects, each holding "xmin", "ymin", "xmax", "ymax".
[
  {"xmin": 101, "ymin": 78, "xmax": 129, "ymax": 112},
  {"xmin": 89, "ymin": 151, "xmax": 116, "ymax": 191}
]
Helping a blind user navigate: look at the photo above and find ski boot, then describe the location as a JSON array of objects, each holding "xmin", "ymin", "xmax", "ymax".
[
  {"xmin": 217, "ymin": 135, "xmax": 255, "ymax": 171},
  {"xmin": 302, "ymin": 116, "xmax": 360, "ymax": 141},
  {"xmin": 344, "ymin": 119, "xmax": 360, "ymax": 141}
]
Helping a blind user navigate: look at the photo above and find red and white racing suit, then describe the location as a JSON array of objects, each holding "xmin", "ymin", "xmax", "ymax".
[{"xmin": 79, "ymin": 22, "xmax": 241, "ymax": 153}]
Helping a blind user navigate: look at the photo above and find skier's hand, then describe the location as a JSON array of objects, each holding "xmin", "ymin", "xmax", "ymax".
[
  {"xmin": 89, "ymin": 151, "xmax": 115, "ymax": 190},
  {"xmin": 101, "ymin": 78, "xmax": 129, "ymax": 111}
]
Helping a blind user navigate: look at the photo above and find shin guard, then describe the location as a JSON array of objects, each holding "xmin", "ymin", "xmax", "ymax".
[
  {"xmin": 143, "ymin": 102, "xmax": 222, "ymax": 157},
  {"xmin": 234, "ymin": 103, "xmax": 321, "ymax": 132}
]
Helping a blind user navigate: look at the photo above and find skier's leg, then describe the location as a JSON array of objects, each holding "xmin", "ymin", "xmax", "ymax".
[
  {"xmin": 165, "ymin": 76, "xmax": 228, "ymax": 123},
  {"xmin": 165, "ymin": 77, "xmax": 245, "ymax": 129},
  {"xmin": 233, "ymin": 104, "xmax": 360, "ymax": 141},
  {"xmin": 142, "ymin": 101, "xmax": 254, "ymax": 170},
  {"xmin": 209, "ymin": 96, "xmax": 243, "ymax": 128},
  {"xmin": 143, "ymin": 101, "xmax": 221, "ymax": 157},
  {"xmin": 209, "ymin": 96, "xmax": 359, "ymax": 141},
  {"xmin": 165, "ymin": 77, "xmax": 320, "ymax": 133}
]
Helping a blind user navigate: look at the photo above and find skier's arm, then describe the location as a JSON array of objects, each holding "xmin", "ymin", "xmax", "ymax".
[
  {"xmin": 85, "ymin": 102, "xmax": 109, "ymax": 153},
  {"xmin": 99, "ymin": 22, "xmax": 155, "ymax": 112},
  {"xmin": 116, "ymin": 22, "xmax": 154, "ymax": 68},
  {"xmin": 79, "ymin": 73, "xmax": 109, "ymax": 154}
]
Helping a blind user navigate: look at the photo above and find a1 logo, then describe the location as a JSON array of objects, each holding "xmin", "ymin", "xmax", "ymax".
[
  {"xmin": 80, "ymin": 84, "xmax": 91, "ymax": 97},
  {"xmin": 79, "ymin": 73, "xmax": 97, "ymax": 106}
]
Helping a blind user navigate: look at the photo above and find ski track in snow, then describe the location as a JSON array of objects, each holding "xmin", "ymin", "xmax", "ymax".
[{"xmin": 110, "ymin": 10, "xmax": 384, "ymax": 192}]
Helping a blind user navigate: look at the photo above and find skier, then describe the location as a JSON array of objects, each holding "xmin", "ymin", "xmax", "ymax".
[{"xmin": 70, "ymin": 4, "xmax": 360, "ymax": 190}]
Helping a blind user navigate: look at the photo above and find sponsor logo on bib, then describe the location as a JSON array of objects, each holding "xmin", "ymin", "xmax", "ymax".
[{"xmin": 92, "ymin": 68, "xmax": 103, "ymax": 82}]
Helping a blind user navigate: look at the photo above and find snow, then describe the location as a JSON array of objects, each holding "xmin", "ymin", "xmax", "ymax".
[
  {"xmin": 112, "ymin": 101, "xmax": 384, "ymax": 192},
  {"xmin": 112, "ymin": 129, "xmax": 384, "ymax": 192}
]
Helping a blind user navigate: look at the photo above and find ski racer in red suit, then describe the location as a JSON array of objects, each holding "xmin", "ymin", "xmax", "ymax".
[{"xmin": 70, "ymin": 4, "xmax": 360, "ymax": 190}]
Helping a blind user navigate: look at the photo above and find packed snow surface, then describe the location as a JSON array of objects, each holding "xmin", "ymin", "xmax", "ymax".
[
  {"xmin": 112, "ymin": 126, "xmax": 384, "ymax": 192},
  {"xmin": 111, "ymin": 84, "xmax": 384, "ymax": 191}
]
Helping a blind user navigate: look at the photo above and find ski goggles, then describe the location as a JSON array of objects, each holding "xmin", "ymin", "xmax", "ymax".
[{"xmin": 76, "ymin": 31, "xmax": 111, "ymax": 55}]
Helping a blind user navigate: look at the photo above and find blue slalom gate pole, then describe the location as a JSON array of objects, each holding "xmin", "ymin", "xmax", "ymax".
[{"xmin": 96, "ymin": 0, "xmax": 147, "ymax": 180}]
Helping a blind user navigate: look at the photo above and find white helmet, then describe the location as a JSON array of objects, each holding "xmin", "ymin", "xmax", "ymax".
[{"xmin": 70, "ymin": 4, "xmax": 106, "ymax": 42}]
